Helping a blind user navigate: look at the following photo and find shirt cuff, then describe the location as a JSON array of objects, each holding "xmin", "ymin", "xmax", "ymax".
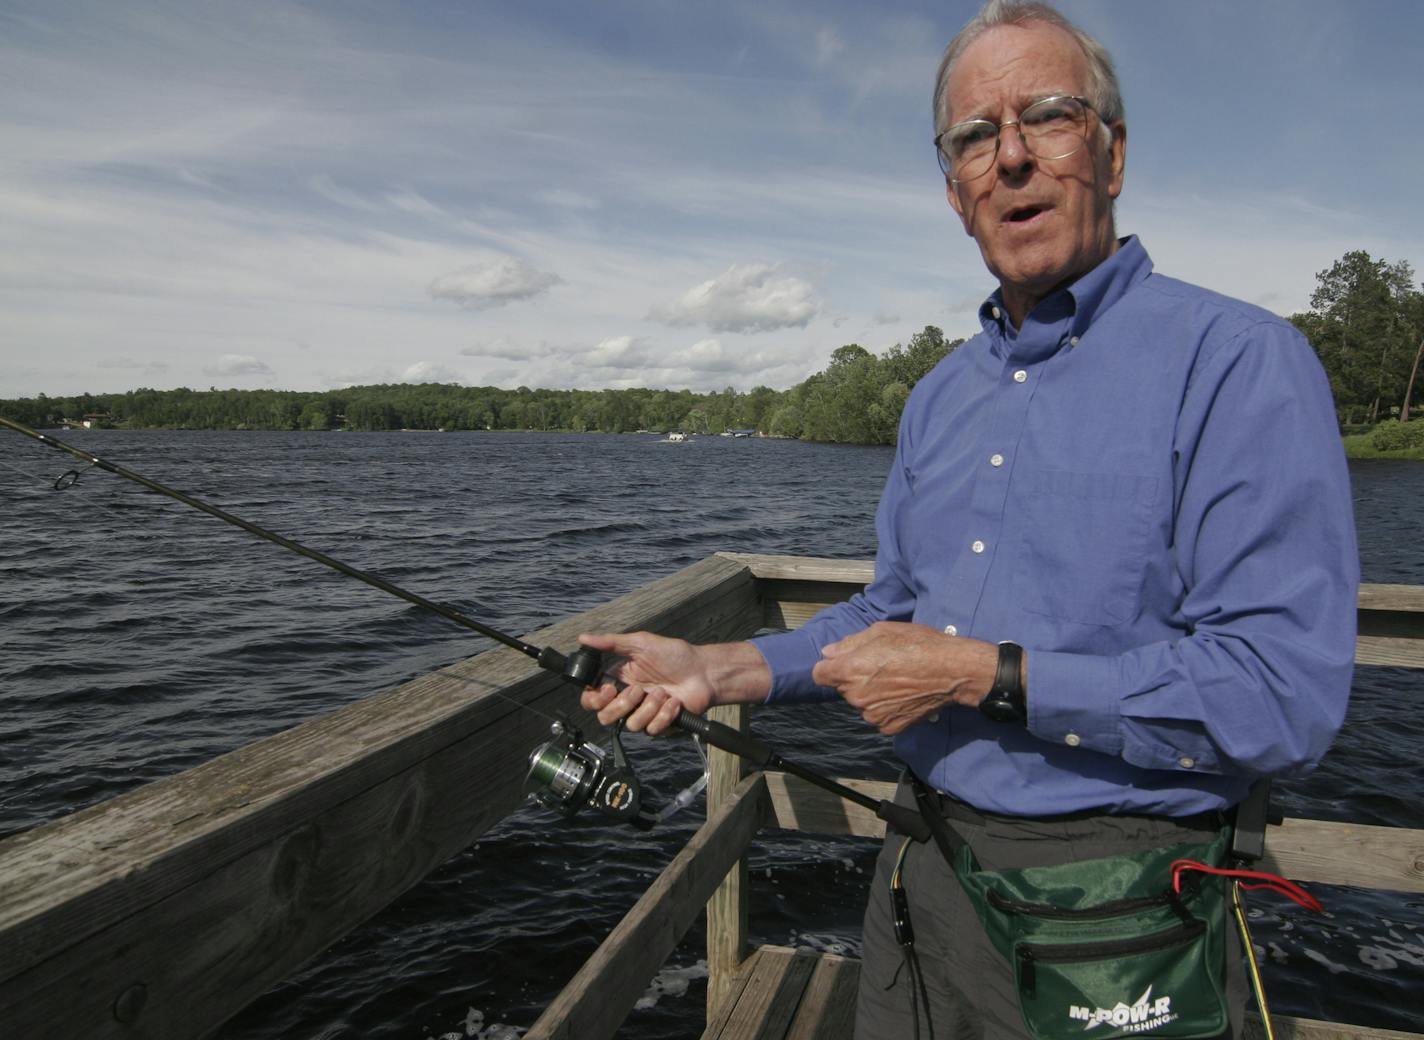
[
  {"xmin": 749, "ymin": 630, "xmax": 840, "ymax": 704},
  {"xmin": 1025, "ymin": 648, "xmax": 1125, "ymax": 755}
]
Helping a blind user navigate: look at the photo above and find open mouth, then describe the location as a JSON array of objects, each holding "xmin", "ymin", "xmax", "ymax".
[{"xmin": 1005, "ymin": 205, "xmax": 1047, "ymax": 223}]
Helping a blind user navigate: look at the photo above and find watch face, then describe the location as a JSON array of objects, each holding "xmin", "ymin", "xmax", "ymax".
[{"xmin": 979, "ymin": 693, "xmax": 1024, "ymax": 724}]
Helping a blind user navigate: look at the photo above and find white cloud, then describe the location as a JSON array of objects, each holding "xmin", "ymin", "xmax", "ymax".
[
  {"xmin": 428, "ymin": 257, "xmax": 563, "ymax": 311},
  {"xmin": 651, "ymin": 263, "xmax": 819, "ymax": 333},
  {"xmin": 400, "ymin": 361, "xmax": 464, "ymax": 384},
  {"xmin": 814, "ymin": 26, "xmax": 846, "ymax": 66},
  {"xmin": 586, "ymin": 335, "xmax": 655, "ymax": 368},
  {"xmin": 386, "ymin": 189, "xmax": 445, "ymax": 217},
  {"xmin": 205, "ymin": 354, "xmax": 273, "ymax": 377},
  {"xmin": 308, "ymin": 174, "xmax": 381, "ymax": 212},
  {"xmin": 96, "ymin": 356, "xmax": 171, "ymax": 375},
  {"xmin": 460, "ymin": 336, "xmax": 529, "ymax": 360}
]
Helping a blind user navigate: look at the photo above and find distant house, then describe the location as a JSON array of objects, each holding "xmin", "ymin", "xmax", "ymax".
[{"xmin": 81, "ymin": 412, "xmax": 116, "ymax": 429}]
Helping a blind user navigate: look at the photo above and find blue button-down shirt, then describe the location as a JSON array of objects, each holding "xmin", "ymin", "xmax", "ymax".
[{"xmin": 752, "ymin": 237, "xmax": 1358, "ymax": 817}]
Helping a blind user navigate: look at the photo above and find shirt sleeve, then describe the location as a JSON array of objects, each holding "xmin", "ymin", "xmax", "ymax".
[
  {"xmin": 751, "ymin": 426, "xmax": 921, "ymax": 703},
  {"xmin": 1027, "ymin": 319, "xmax": 1359, "ymax": 778}
]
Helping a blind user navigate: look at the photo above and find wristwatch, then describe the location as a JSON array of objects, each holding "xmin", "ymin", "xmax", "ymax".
[{"xmin": 978, "ymin": 641, "xmax": 1027, "ymax": 724}]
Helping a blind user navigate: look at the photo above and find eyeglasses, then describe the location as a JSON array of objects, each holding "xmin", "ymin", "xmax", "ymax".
[{"xmin": 935, "ymin": 95, "xmax": 1097, "ymax": 185}]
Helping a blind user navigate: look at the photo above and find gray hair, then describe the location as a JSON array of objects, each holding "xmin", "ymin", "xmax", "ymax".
[{"xmin": 932, "ymin": 0, "xmax": 1124, "ymax": 140}]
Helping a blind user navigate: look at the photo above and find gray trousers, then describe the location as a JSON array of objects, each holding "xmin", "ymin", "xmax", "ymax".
[{"xmin": 855, "ymin": 777, "xmax": 1247, "ymax": 1040}]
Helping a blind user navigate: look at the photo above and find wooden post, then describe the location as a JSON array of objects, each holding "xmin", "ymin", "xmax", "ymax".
[{"xmin": 705, "ymin": 702, "xmax": 751, "ymax": 1018}]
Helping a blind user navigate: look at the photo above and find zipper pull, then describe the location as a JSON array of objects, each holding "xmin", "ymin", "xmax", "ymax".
[{"xmin": 1019, "ymin": 947, "xmax": 1036, "ymax": 995}]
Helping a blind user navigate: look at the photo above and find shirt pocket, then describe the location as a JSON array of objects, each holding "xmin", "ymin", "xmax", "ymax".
[{"xmin": 1010, "ymin": 469, "xmax": 1158, "ymax": 627}]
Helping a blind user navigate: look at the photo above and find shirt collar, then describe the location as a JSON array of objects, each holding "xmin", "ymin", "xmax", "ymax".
[{"xmin": 977, "ymin": 236, "xmax": 1154, "ymax": 358}]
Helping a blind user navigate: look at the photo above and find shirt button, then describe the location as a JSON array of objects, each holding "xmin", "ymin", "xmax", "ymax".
[
  {"xmin": 1179, "ymin": 757, "xmax": 1196, "ymax": 769},
  {"xmin": 1013, "ymin": 369, "xmax": 1027, "ymax": 383},
  {"xmin": 990, "ymin": 453, "xmax": 1004, "ymax": 467},
  {"xmin": 943, "ymin": 624, "xmax": 958, "ymax": 636},
  {"xmin": 971, "ymin": 540, "xmax": 985, "ymax": 554},
  {"xmin": 991, "ymin": 306, "xmax": 1001, "ymax": 320},
  {"xmin": 1069, "ymin": 336, "xmax": 1080, "ymax": 347},
  {"xmin": 928, "ymin": 712, "xmax": 940, "ymax": 723},
  {"xmin": 1065, "ymin": 733, "xmax": 1081, "ymax": 747}
]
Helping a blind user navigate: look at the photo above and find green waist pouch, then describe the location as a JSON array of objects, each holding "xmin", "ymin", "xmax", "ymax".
[{"xmin": 912, "ymin": 782, "xmax": 1230, "ymax": 1040}]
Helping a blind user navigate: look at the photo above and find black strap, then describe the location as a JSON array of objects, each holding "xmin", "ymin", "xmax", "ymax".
[
  {"xmin": 1229, "ymin": 778, "xmax": 1276, "ymax": 864},
  {"xmin": 909, "ymin": 775, "xmax": 968, "ymax": 863}
]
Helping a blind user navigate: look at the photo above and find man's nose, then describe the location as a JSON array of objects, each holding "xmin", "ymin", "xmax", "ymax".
[{"xmin": 996, "ymin": 123, "xmax": 1034, "ymax": 178}]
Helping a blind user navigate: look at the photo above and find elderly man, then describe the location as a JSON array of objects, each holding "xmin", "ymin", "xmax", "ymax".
[{"xmin": 581, "ymin": 1, "xmax": 1358, "ymax": 1036}]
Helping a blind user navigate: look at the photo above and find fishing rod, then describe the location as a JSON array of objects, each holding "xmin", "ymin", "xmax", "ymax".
[{"xmin": 0, "ymin": 416, "xmax": 930, "ymax": 841}]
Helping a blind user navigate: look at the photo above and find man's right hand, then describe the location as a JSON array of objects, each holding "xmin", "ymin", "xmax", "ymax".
[{"xmin": 576, "ymin": 632, "xmax": 771, "ymax": 735}]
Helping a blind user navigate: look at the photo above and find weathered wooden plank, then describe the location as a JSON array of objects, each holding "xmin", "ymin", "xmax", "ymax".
[
  {"xmin": 0, "ymin": 554, "xmax": 762, "ymax": 1040},
  {"xmin": 701, "ymin": 945, "xmax": 818, "ymax": 1040},
  {"xmin": 1355, "ymin": 635, "xmax": 1424, "ymax": 669},
  {"xmin": 724, "ymin": 554, "xmax": 1424, "ymax": 670},
  {"xmin": 1244, "ymin": 1012, "xmax": 1424, "ymax": 1040},
  {"xmin": 716, "ymin": 553, "xmax": 874, "ymax": 585},
  {"xmin": 706, "ymin": 704, "xmax": 752, "ymax": 1020},
  {"xmin": 784, "ymin": 951, "xmax": 858, "ymax": 1040},
  {"xmin": 1258, "ymin": 817, "xmax": 1424, "ymax": 894},
  {"xmin": 765, "ymin": 609, "xmax": 1424, "ymax": 668},
  {"xmin": 765, "ymin": 773, "xmax": 1424, "ymax": 893},
  {"xmin": 727, "ymin": 553, "xmax": 1424, "ymax": 620},
  {"xmin": 1358, "ymin": 584, "xmax": 1424, "ymax": 614},
  {"xmin": 525, "ymin": 772, "xmax": 770, "ymax": 1040},
  {"xmin": 764, "ymin": 772, "xmax": 888, "ymax": 839},
  {"xmin": 702, "ymin": 945, "xmax": 762, "ymax": 1040}
]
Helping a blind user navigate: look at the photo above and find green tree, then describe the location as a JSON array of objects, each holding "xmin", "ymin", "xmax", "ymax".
[{"xmin": 1297, "ymin": 250, "xmax": 1421, "ymax": 425}]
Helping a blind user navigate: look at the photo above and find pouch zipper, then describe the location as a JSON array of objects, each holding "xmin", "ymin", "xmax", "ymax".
[{"xmin": 1018, "ymin": 919, "xmax": 1206, "ymax": 995}]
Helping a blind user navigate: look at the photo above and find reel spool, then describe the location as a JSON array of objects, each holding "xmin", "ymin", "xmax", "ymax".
[{"xmin": 526, "ymin": 717, "xmax": 643, "ymax": 822}]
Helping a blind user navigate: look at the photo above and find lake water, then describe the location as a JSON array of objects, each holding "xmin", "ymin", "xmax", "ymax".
[{"xmin": 1, "ymin": 431, "xmax": 1420, "ymax": 1038}]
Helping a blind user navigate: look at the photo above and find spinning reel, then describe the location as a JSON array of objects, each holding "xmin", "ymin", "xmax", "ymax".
[{"xmin": 525, "ymin": 716, "xmax": 649, "ymax": 826}]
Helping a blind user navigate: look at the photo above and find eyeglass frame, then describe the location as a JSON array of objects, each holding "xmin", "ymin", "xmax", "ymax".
[{"xmin": 934, "ymin": 94, "xmax": 1101, "ymax": 185}]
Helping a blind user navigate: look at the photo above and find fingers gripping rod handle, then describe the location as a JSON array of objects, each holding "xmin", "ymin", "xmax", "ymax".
[{"xmin": 670, "ymin": 708, "xmax": 930, "ymax": 842}]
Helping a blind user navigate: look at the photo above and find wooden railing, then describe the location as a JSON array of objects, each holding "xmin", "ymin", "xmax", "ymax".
[
  {"xmin": 527, "ymin": 554, "xmax": 1424, "ymax": 1040},
  {"xmin": 1, "ymin": 553, "xmax": 1420, "ymax": 1040}
]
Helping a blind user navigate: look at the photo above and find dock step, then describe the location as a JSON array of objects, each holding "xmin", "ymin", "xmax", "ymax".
[{"xmin": 702, "ymin": 945, "xmax": 857, "ymax": 1040}]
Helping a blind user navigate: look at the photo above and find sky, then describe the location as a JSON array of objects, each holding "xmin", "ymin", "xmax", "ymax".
[{"xmin": 2, "ymin": 0, "xmax": 1422, "ymax": 398}]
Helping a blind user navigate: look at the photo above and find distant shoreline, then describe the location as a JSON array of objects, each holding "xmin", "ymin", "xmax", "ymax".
[
  {"xmin": 1342, "ymin": 433, "xmax": 1424, "ymax": 461},
  {"xmin": 25, "ymin": 423, "xmax": 1424, "ymax": 460}
]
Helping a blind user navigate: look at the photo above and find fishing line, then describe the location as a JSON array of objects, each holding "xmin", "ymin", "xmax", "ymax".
[
  {"xmin": 1, "ymin": 416, "xmax": 931, "ymax": 839},
  {"xmin": 0, "ymin": 452, "xmax": 89, "ymax": 491},
  {"xmin": 0, "ymin": 418, "xmax": 572, "ymax": 738}
]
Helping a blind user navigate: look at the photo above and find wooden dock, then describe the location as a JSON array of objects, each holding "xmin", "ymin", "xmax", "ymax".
[{"xmin": 1, "ymin": 552, "xmax": 1420, "ymax": 1039}]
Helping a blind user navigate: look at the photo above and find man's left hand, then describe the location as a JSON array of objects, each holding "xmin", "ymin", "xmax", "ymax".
[{"xmin": 812, "ymin": 622, "xmax": 999, "ymax": 735}]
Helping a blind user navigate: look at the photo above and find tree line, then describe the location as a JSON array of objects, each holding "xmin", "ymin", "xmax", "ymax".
[
  {"xmin": 4, "ymin": 249, "xmax": 1420, "ymax": 445},
  {"xmin": 0, "ymin": 328, "xmax": 961, "ymax": 447}
]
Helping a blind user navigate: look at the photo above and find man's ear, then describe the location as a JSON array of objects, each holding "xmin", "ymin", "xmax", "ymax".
[
  {"xmin": 946, "ymin": 178, "xmax": 971, "ymax": 234},
  {"xmin": 1107, "ymin": 121, "xmax": 1127, "ymax": 200}
]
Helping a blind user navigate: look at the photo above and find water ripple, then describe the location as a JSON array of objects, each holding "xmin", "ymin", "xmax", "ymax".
[{"xmin": 1, "ymin": 430, "xmax": 1419, "ymax": 1037}]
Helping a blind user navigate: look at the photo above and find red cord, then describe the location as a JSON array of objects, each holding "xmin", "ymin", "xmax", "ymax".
[{"xmin": 1170, "ymin": 859, "xmax": 1323, "ymax": 912}]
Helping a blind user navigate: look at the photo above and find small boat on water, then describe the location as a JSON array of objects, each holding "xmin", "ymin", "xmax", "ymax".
[{"xmin": 662, "ymin": 431, "xmax": 690, "ymax": 443}]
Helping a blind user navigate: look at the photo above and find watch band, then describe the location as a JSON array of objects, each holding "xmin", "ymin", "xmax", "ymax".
[{"xmin": 978, "ymin": 640, "xmax": 1027, "ymax": 724}]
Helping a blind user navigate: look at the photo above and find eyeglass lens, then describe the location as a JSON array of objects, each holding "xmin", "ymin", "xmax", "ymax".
[{"xmin": 937, "ymin": 96, "xmax": 1090, "ymax": 182}]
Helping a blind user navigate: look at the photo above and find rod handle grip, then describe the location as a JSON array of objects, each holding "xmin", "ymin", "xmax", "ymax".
[{"xmin": 672, "ymin": 707, "xmax": 774, "ymax": 767}]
